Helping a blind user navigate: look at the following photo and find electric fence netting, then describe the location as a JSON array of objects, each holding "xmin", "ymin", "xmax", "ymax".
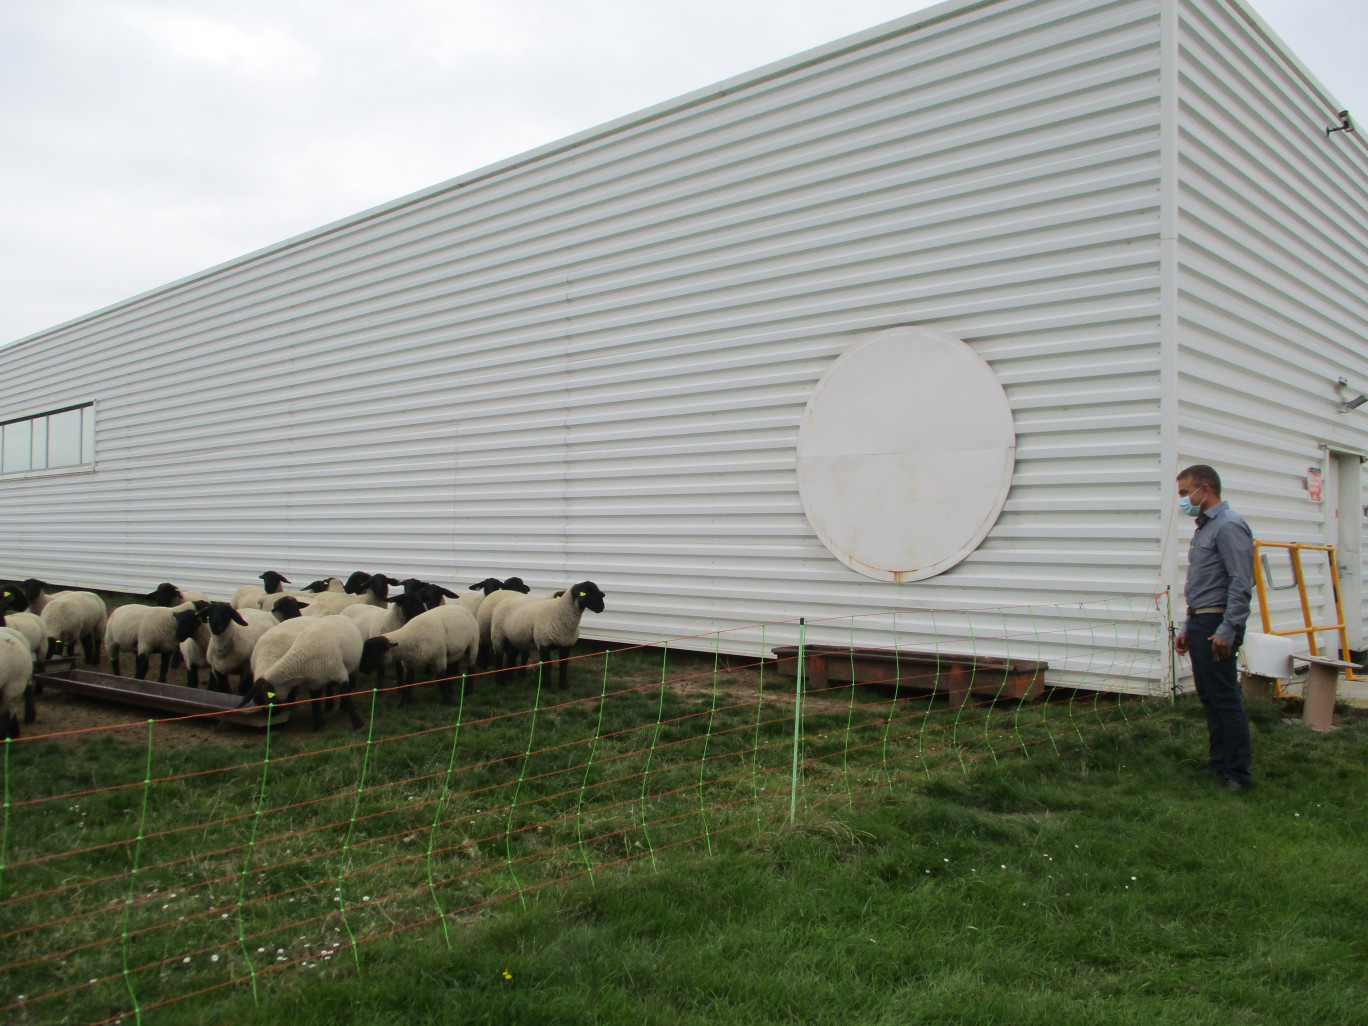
[{"xmin": 0, "ymin": 595, "xmax": 1170, "ymax": 1024}]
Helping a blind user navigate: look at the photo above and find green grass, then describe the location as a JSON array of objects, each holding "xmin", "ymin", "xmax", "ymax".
[{"xmin": 2, "ymin": 649, "xmax": 1366, "ymax": 1025}]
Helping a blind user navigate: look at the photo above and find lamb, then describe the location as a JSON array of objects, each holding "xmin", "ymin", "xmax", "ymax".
[
  {"xmin": 303, "ymin": 573, "xmax": 398, "ymax": 616},
  {"xmin": 341, "ymin": 590, "xmax": 432, "ymax": 687},
  {"xmin": 231, "ymin": 570, "xmax": 291, "ymax": 610},
  {"xmin": 40, "ymin": 589, "xmax": 108, "ymax": 664},
  {"xmin": 173, "ymin": 607, "xmax": 213, "ymax": 689},
  {"xmin": 240, "ymin": 616, "xmax": 367, "ymax": 731},
  {"xmin": 1, "ymin": 612, "xmax": 47, "ymax": 670},
  {"xmin": 119, "ymin": 600, "xmax": 212, "ymax": 681},
  {"xmin": 0, "ymin": 629, "xmax": 33, "ymax": 740},
  {"xmin": 491, "ymin": 582, "xmax": 605, "ymax": 689},
  {"xmin": 0, "ymin": 623, "xmax": 39, "ymax": 726},
  {"xmin": 197, "ymin": 602, "xmax": 278, "ymax": 694},
  {"xmin": 257, "ymin": 576, "xmax": 345, "ymax": 612},
  {"xmin": 359, "ymin": 602, "xmax": 479, "ymax": 706},
  {"xmin": 401, "ymin": 577, "xmax": 502, "ymax": 618},
  {"xmin": 473, "ymin": 577, "xmax": 533, "ymax": 667},
  {"xmin": 103, "ymin": 583, "xmax": 195, "ymax": 677},
  {"xmin": 445, "ymin": 577, "xmax": 508, "ymax": 618}
]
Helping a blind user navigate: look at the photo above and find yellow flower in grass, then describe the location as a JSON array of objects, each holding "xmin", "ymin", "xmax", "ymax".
[{"xmin": 501, "ymin": 969, "xmax": 513, "ymax": 981}]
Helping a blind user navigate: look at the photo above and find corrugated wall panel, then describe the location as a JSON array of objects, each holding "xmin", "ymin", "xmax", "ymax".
[
  {"xmin": 0, "ymin": 0, "xmax": 1171, "ymax": 686},
  {"xmin": 1175, "ymin": 0, "xmax": 1368, "ymax": 683}
]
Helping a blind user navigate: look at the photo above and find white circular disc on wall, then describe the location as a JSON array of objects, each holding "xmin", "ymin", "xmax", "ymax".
[{"xmin": 796, "ymin": 326, "xmax": 1015, "ymax": 582}]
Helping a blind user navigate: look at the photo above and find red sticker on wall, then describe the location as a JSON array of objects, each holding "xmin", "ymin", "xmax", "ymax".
[{"xmin": 1307, "ymin": 467, "xmax": 1323, "ymax": 502}]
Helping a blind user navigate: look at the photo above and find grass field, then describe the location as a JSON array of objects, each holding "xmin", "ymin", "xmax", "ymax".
[{"xmin": 3, "ymin": 641, "xmax": 1366, "ymax": 1025}]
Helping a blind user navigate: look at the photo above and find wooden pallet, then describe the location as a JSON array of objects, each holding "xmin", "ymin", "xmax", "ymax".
[{"xmin": 771, "ymin": 644, "xmax": 1047, "ymax": 709}]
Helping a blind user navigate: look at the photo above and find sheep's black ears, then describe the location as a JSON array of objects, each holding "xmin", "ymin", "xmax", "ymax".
[
  {"xmin": 231, "ymin": 609, "xmax": 249, "ymax": 626},
  {"xmin": 193, "ymin": 600, "xmax": 210, "ymax": 612},
  {"xmin": 437, "ymin": 586, "xmax": 458, "ymax": 598}
]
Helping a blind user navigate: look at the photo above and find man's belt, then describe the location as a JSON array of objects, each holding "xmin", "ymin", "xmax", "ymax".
[{"xmin": 1188, "ymin": 606, "xmax": 1226, "ymax": 616}]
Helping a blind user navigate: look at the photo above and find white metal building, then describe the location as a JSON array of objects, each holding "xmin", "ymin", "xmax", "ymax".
[{"xmin": 2, "ymin": 0, "xmax": 1366, "ymax": 692}]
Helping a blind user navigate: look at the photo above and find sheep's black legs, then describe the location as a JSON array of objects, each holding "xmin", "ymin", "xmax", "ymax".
[
  {"xmin": 309, "ymin": 689, "xmax": 326, "ymax": 731},
  {"xmin": 157, "ymin": 652, "xmax": 173, "ymax": 683},
  {"xmin": 23, "ymin": 683, "xmax": 36, "ymax": 724},
  {"xmin": 135, "ymin": 654, "xmax": 150, "ymax": 680},
  {"xmin": 209, "ymin": 670, "xmax": 230, "ymax": 693},
  {"xmin": 110, "ymin": 651, "xmax": 122, "ymax": 677},
  {"xmin": 538, "ymin": 646, "xmax": 572, "ymax": 689},
  {"xmin": 186, "ymin": 665, "xmax": 200, "ymax": 689},
  {"xmin": 81, "ymin": 633, "xmax": 96, "ymax": 665}
]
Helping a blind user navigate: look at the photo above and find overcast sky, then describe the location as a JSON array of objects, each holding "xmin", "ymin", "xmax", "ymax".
[{"xmin": 2, "ymin": 0, "xmax": 1363, "ymax": 347}]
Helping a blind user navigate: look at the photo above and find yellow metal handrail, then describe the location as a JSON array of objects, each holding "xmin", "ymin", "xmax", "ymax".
[{"xmin": 1253, "ymin": 540, "xmax": 1362, "ymax": 681}]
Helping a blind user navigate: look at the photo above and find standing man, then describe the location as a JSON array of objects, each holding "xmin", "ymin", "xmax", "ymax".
[{"xmin": 1173, "ymin": 464, "xmax": 1255, "ymax": 790}]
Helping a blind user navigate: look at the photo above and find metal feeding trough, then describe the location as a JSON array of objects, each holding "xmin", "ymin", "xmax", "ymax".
[
  {"xmin": 771, "ymin": 644, "xmax": 1048, "ymax": 709},
  {"xmin": 33, "ymin": 665, "xmax": 285, "ymax": 728}
]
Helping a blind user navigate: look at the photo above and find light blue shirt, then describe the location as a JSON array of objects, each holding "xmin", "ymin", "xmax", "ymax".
[{"xmin": 1184, "ymin": 500, "xmax": 1254, "ymax": 643}]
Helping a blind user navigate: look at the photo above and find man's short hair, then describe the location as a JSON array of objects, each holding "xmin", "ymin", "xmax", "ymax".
[{"xmin": 1178, "ymin": 464, "xmax": 1222, "ymax": 495}]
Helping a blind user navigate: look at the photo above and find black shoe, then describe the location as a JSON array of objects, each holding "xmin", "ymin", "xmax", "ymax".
[
  {"xmin": 1220, "ymin": 777, "xmax": 1250, "ymax": 791},
  {"xmin": 1200, "ymin": 765, "xmax": 1222, "ymax": 777}
]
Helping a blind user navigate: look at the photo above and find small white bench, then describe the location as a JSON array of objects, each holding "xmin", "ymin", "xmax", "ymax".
[{"xmin": 1301, "ymin": 656, "xmax": 1360, "ymax": 731}]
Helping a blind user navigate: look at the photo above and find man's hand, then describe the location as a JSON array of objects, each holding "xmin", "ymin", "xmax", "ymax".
[
  {"xmin": 1174, "ymin": 632, "xmax": 1188, "ymax": 655},
  {"xmin": 1210, "ymin": 634, "xmax": 1233, "ymax": 660}
]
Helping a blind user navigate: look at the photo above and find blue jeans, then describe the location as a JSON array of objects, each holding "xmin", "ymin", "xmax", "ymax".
[{"xmin": 1186, "ymin": 612, "xmax": 1251, "ymax": 786}]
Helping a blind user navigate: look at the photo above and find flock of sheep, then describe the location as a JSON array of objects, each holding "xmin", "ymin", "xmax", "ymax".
[{"xmin": 0, "ymin": 571, "xmax": 607, "ymax": 738}]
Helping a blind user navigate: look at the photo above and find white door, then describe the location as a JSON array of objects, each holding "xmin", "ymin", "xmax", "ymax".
[{"xmin": 1323, "ymin": 451, "xmax": 1363, "ymax": 654}]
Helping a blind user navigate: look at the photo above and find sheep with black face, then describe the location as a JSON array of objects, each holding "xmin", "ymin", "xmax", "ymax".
[{"xmin": 491, "ymin": 582, "xmax": 605, "ymax": 689}]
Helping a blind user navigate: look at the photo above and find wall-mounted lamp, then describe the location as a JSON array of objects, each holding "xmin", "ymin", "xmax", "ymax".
[
  {"xmin": 1336, "ymin": 377, "xmax": 1368, "ymax": 412},
  {"xmin": 1327, "ymin": 110, "xmax": 1354, "ymax": 137}
]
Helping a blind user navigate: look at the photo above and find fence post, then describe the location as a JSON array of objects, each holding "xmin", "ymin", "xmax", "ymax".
[
  {"xmin": 1166, "ymin": 586, "xmax": 1179, "ymax": 700},
  {"xmin": 790, "ymin": 618, "xmax": 805, "ymax": 825}
]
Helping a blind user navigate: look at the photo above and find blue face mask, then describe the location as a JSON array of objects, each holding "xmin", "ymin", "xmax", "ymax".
[{"xmin": 1178, "ymin": 485, "xmax": 1205, "ymax": 517}]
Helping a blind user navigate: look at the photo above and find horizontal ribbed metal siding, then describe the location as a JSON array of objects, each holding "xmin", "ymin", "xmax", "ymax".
[
  {"xmin": 1175, "ymin": 0, "xmax": 1368, "ymax": 671},
  {"xmin": 0, "ymin": 0, "xmax": 1170, "ymax": 684}
]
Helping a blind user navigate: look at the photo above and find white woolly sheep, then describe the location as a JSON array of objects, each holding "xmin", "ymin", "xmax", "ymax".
[
  {"xmin": 0, "ymin": 623, "xmax": 38, "ymax": 726},
  {"xmin": 492, "ymin": 582, "xmax": 605, "ymax": 689},
  {"xmin": 201, "ymin": 602, "xmax": 278, "ymax": 694},
  {"xmin": 359, "ymin": 602, "xmax": 478, "ymax": 706},
  {"xmin": 0, "ymin": 630, "xmax": 33, "ymax": 740},
  {"xmin": 302, "ymin": 573, "xmax": 398, "ymax": 616},
  {"xmin": 41, "ymin": 590, "xmax": 108, "ymax": 665},
  {"xmin": 105, "ymin": 605, "xmax": 153, "ymax": 678},
  {"xmin": 103, "ymin": 584, "xmax": 191, "ymax": 677},
  {"xmin": 473, "ymin": 577, "xmax": 533, "ymax": 668},
  {"xmin": 173, "ymin": 607, "xmax": 213, "ymax": 689},
  {"xmin": 1, "ymin": 612, "xmax": 46, "ymax": 668},
  {"xmin": 232, "ymin": 570, "xmax": 291, "ymax": 610},
  {"xmin": 256, "ymin": 576, "xmax": 344, "ymax": 612},
  {"xmin": 241, "ymin": 616, "xmax": 367, "ymax": 731},
  {"xmin": 131, "ymin": 600, "xmax": 211, "ymax": 682},
  {"xmin": 341, "ymin": 590, "xmax": 433, "ymax": 687}
]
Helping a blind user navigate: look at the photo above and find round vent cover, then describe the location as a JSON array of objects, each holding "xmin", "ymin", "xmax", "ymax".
[{"xmin": 796, "ymin": 326, "xmax": 1015, "ymax": 582}]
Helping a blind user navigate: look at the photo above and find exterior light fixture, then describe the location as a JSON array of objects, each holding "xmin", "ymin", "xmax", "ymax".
[
  {"xmin": 1336, "ymin": 377, "xmax": 1368, "ymax": 412},
  {"xmin": 1327, "ymin": 110, "xmax": 1353, "ymax": 137}
]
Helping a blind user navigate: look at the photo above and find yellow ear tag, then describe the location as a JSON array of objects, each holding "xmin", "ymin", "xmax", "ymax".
[{"xmin": 266, "ymin": 691, "xmax": 276, "ymax": 700}]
